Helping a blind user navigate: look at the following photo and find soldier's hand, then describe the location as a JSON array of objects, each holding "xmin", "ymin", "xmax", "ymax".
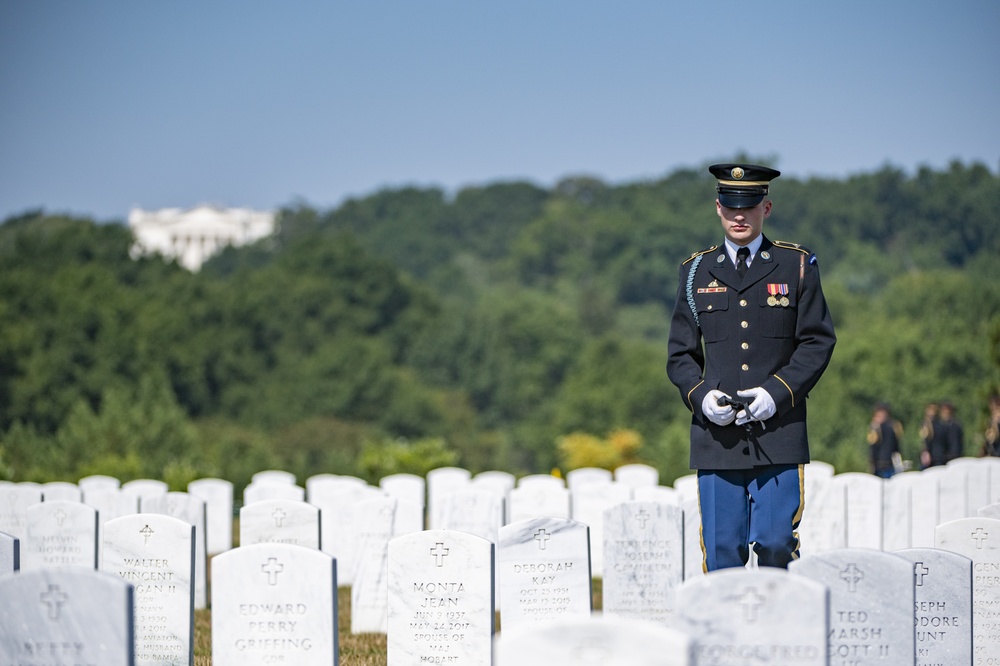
[
  {"xmin": 703, "ymin": 390, "xmax": 736, "ymax": 426},
  {"xmin": 735, "ymin": 387, "xmax": 776, "ymax": 425}
]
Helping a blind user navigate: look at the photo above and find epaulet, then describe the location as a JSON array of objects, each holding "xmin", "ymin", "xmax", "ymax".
[
  {"xmin": 681, "ymin": 245, "xmax": 718, "ymax": 265},
  {"xmin": 772, "ymin": 240, "xmax": 811, "ymax": 254}
]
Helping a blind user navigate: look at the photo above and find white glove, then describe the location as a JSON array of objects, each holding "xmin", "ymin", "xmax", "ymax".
[
  {"xmin": 702, "ymin": 390, "xmax": 736, "ymax": 426},
  {"xmin": 735, "ymin": 387, "xmax": 777, "ymax": 425}
]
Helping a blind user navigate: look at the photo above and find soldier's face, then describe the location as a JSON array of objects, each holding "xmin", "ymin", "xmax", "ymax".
[{"xmin": 717, "ymin": 199, "xmax": 771, "ymax": 246}]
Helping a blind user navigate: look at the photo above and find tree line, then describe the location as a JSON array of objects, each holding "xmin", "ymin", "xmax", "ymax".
[{"xmin": 2, "ymin": 159, "xmax": 998, "ymax": 492}]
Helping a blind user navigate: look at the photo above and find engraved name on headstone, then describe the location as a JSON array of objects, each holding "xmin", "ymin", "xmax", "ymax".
[
  {"xmin": 790, "ymin": 548, "xmax": 914, "ymax": 665},
  {"xmin": 602, "ymin": 500, "xmax": 683, "ymax": 625},
  {"xmin": 387, "ymin": 529, "xmax": 494, "ymax": 666},
  {"xmin": 895, "ymin": 547, "xmax": 973, "ymax": 666},
  {"xmin": 103, "ymin": 513, "xmax": 195, "ymax": 666},
  {"xmin": 0, "ymin": 568, "xmax": 133, "ymax": 666},
  {"xmin": 497, "ymin": 517, "xmax": 591, "ymax": 635},
  {"xmin": 23, "ymin": 500, "xmax": 98, "ymax": 570},
  {"xmin": 676, "ymin": 568, "xmax": 828, "ymax": 666},
  {"xmin": 935, "ymin": 516, "xmax": 1000, "ymax": 665},
  {"xmin": 211, "ymin": 542, "xmax": 338, "ymax": 665}
]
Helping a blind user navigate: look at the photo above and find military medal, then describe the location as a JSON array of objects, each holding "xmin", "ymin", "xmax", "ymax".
[{"xmin": 767, "ymin": 283, "xmax": 789, "ymax": 307}]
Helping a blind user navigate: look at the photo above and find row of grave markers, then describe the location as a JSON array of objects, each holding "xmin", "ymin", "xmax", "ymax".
[
  {"xmin": 2, "ymin": 512, "xmax": 999, "ymax": 665},
  {"xmin": 4, "ymin": 456, "xmax": 1000, "ymax": 664}
]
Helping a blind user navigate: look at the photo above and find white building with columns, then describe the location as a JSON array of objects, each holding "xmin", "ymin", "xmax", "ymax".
[{"xmin": 128, "ymin": 205, "xmax": 276, "ymax": 271}]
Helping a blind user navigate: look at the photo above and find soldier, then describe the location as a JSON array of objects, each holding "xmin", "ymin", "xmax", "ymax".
[
  {"xmin": 667, "ymin": 163, "xmax": 836, "ymax": 572},
  {"xmin": 868, "ymin": 402, "xmax": 903, "ymax": 478}
]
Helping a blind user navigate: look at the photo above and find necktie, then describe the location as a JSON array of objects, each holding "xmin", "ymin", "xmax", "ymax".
[{"xmin": 736, "ymin": 247, "xmax": 750, "ymax": 279}]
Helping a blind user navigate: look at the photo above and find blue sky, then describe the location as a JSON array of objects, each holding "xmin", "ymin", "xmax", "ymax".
[{"xmin": 1, "ymin": 1, "xmax": 997, "ymax": 222}]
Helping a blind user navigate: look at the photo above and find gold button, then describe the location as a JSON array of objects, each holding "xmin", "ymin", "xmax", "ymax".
[
  {"xmin": 741, "ymin": 364, "xmax": 749, "ymax": 371},
  {"xmin": 742, "ymin": 342, "xmax": 749, "ymax": 350},
  {"xmin": 741, "ymin": 321, "xmax": 749, "ymax": 329},
  {"xmin": 740, "ymin": 299, "xmax": 748, "ymax": 307},
  {"xmin": 707, "ymin": 305, "xmax": 713, "ymax": 311}
]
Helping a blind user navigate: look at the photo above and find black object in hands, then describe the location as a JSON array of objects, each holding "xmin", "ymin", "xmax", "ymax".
[
  {"xmin": 717, "ymin": 395, "xmax": 755, "ymax": 431},
  {"xmin": 716, "ymin": 395, "xmax": 748, "ymax": 413}
]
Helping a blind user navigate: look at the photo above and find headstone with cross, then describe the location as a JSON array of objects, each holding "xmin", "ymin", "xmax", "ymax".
[
  {"xmin": 22, "ymin": 500, "xmax": 98, "ymax": 571},
  {"xmin": 790, "ymin": 547, "xmax": 915, "ymax": 664},
  {"xmin": 351, "ymin": 495, "xmax": 423, "ymax": 634},
  {"xmin": 308, "ymin": 476, "xmax": 385, "ymax": 586},
  {"xmin": 494, "ymin": 614, "xmax": 692, "ymax": 666},
  {"xmin": 144, "ymin": 491, "xmax": 209, "ymax": 610},
  {"xmin": 188, "ymin": 477, "xmax": 234, "ymax": 555},
  {"xmin": 896, "ymin": 547, "xmax": 973, "ymax": 666},
  {"xmin": 240, "ymin": 498, "xmax": 321, "ymax": 550},
  {"xmin": 211, "ymin": 542, "xmax": 338, "ymax": 665},
  {"xmin": 0, "ymin": 530, "xmax": 19, "ymax": 573},
  {"xmin": 935, "ymin": 516, "xmax": 1000, "ymax": 664},
  {"xmin": 0, "ymin": 568, "xmax": 133, "ymax": 665},
  {"xmin": 508, "ymin": 480, "xmax": 570, "ymax": 523},
  {"xmin": 676, "ymin": 567, "xmax": 827, "ymax": 665},
  {"xmin": 387, "ymin": 529, "xmax": 494, "ymax": 666},
  {"xmin": 570, "ymin": 480, "xmax": 631, "ymax": 577},
  {"xmin": 496, "ymin": 517, "xmax": 592, "ymax": 637},
  {"xmin": 102, "ymin": 513, "xmax": 195, "ymax": 666},
  {"xmin": 602, "ymin": 500, "xmax": 684, "ymax": 626},
  {"xmin": 0, "ymin": 482, "xmax": 42, "ymax": 540}
]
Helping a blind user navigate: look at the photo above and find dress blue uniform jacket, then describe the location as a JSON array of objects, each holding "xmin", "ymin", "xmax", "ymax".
[{"xmin": 667, "ymin": 235, "xmax": 836, "ymax": 470}]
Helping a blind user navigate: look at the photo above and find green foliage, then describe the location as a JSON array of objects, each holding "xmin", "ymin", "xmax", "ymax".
[
  {"xmin": 358, "ymin": 436, "xmax": 460, "ymax": 482},
  {"xmin": 2, "ymin": 160, "xmax": 999, "ymax": 485}
]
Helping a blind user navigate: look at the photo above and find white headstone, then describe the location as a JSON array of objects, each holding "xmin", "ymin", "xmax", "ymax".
[
  {"xmin": 790, "ymin": 548, "xmax": 915, "ymax": 664},
  {"xmin": 677, "ymin": 568, "xmax": 828, "ymax": 665},
  {"xmin": 633, "ymin": 485, "xmax": 681, "ymax": 505},
  {"xmin": 437, "ymin": 487, "xmax": 504, "ymax": 544},
  {"xmin": 939, "ymin": 465, "xmax": 969, "ymax": 524},
  {"xmin": 494, "ymin": 615, "xmax": 692, "ymax": 666},
  {"xmin": 387, "ymin": 529, "xmax": 494, "ymax": 666},
  {"xmin": 251, "ymin": 469, "xmax": 297, "ymax": 486},
  {"xmin": 496, "ymin": 517, "xmax": 592, "ymax": 635},
  {"xmin": 980, "ymin": 502, "xmax": 1000, "ymax": 521},
  {"xmin": 949, "ymin": 458, "xmax": 992, "ymax": 516},
  {"xmin": 565, "ymin": 467, "xmax": 613, "ymax": 490},
  {"xmin": 240, "ymin": 498, "xmax": 321, "ymax": 549},
  {"xmin": 911, "ymin": 469, "xmax": 942, "ymax": 547},
  {"xmin": 309, "ymin": 478, "xmax": 384, "ymax": 585},
  {"xmin": 351, "ymin": 496, "xmax": 423, "ymax": 634},
  {"xmin": 672, "ymin": 474, "xmax": 699, "ymax": 504},
  {"xmin": 0, "ymin": 483, "xmax": 43, "ymax": 539},
  {"xmin": 681, "ymin": 497, "xmax": 703, "ymax": 580},
  {"xmin": 426, "ymin": 467, "xmax": 472, "ymax": 529},
  {"xmin": 570, "ymin": 481, "xmax": 631, "ymax": 577},
  {"xmin": 23, "ymin": 500, "xmax": 98, "ymax": 570},
  {"xmin": 212, "ymin": 542, "xmax": 338, "ymax": 665},
  {"xmin": 0, "ymin": 530, "xmax": 19, "ymax": 572},
  {"xmin": 243, "ymin": 481, "xmax": 305, "ymax": 505},
  {"xmin": 40, "ymin": 481, "xmax": 81, "ymax": 503},
  {"xmin": 614, "ymin": 463, "xmax": 659, "ymax": 489},
  {"xmin": 602, "ymin": 500, "xmax": 684, "ymax": 625},
  {"xmin": 837, "ymin": 473, "xmax": 884, "ymax": 549},
  {"xmin": 120, "ymin": 479, "xmax": 169, "ymax": 510},
  {"xmin": 935, "ymin": 516, "xmax": 1000, "ymax": 664},
  {"xmin": 380, "ymin": 473, "xmax": 426, "ymax": 515},
  {"xmin": 144, "ymin": 491, "xmax": 209, "ymax": 610},
  {"xmin": 102, "ymin": 513, "xmax": 195, "ymax": 666},
  {"xmin": 895, "ymin": 547, "xmax": 973, "ymax": 666},
  {"xmin": 0, "ymin": 569, "xmax": 133, "ymax": 665},
  {"xmin": 508, "ymin": 484, "xmax": 570, "ymax": 523},
  {"xmin": 798, "ymin": 474, "xmax": 846, "ymax": 556},
  {"xmin": 83, "ymin": 487, "xmax": 140, "ymax": 524},
  {"xmin": 188, "ymin": 477, "xmax": 234, "ymax": 555},
  {"xmin": 883, "ymin": 472, "xmax": 918, "ymax": 551},
  {"xmin": 78, "ymin": 474, "xmax": 120, "ymax": 493}
]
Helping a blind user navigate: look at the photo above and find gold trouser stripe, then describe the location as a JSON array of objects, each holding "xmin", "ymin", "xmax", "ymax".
[
  {"xmin": 697, "ymin": 477, "xmax": 708, "ymax": 574},
  {"xmin": 687, "ymin": 380, "xmax": 705, "ymax": 413},
  {"xmin": 774, "ymin": 374, "xmax": 794, "ymax": 407},
  {"xmin": 790, "ymin": 464, "xmax": 805, "ymax": 560}
]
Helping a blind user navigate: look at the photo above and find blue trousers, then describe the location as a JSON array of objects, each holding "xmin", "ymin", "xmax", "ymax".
[{"xmin": 697, "ymin": 464, "xmax": 804, "ymax": 572}]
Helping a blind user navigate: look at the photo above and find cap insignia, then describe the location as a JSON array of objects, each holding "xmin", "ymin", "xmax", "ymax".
[{"xmin": 731, "ymin": 167, "xmax": 745, "ymax": 180}]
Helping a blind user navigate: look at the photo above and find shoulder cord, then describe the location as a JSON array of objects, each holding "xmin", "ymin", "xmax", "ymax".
[{"xmin": 685, "ymin": 254, "xmax": 703, "ymax": 327}]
